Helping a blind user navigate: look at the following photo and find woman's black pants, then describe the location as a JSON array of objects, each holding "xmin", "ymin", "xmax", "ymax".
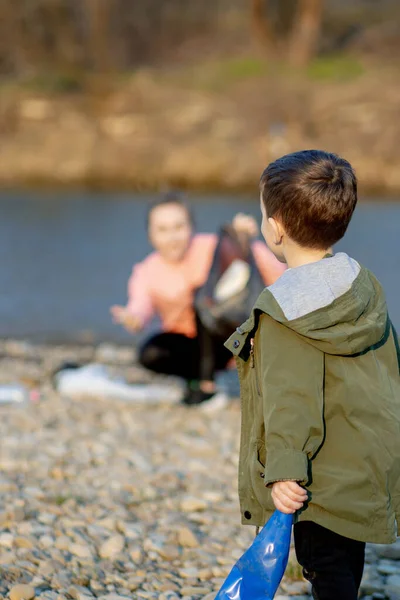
[{"xmin": 138, "ymin": 317, "xmax": 232, "ymax": 382}]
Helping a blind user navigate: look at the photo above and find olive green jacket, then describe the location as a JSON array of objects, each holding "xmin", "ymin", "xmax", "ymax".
[{"xmin": 225, "ymin": 266, "xmax": 400, "ymax": 543}]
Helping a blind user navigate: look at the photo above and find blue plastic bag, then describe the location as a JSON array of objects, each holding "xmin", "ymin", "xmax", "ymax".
[{"xmin": 215, "ymin": 510, "xmax": 293, "ymax": 600}]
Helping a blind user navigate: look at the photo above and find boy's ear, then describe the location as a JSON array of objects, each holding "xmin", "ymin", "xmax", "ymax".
[{"xmin": 268, "ymin": 217, "xmax": 284, "ymax": 245}]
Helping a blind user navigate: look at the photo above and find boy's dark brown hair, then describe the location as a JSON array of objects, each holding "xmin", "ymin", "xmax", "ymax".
[{"xmin": 260, "ymin": 150, "xmax": 357, "ymax": 249}]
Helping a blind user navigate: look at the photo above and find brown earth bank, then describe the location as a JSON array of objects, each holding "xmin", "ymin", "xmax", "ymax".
[{"xmin": 1, "ymin": 65, "xmax": 400, "ymax": 195}]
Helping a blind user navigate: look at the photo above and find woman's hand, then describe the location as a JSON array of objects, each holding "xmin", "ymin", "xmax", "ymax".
[
  {"xmin": 232, "ymin": 213, "xmax": 259, "ymax": 238},
  {"xmin": 110, "ymin": 305, "xmax": 143, "ymax": 333},
  {"xmin": 271, "ymin": 481, "xmax": 308, "ymax": 514}
]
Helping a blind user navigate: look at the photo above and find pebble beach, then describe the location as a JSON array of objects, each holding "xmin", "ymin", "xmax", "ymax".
[{"xmin": 1, "ymin": 340, "xmax": 400, "ymax": 600}]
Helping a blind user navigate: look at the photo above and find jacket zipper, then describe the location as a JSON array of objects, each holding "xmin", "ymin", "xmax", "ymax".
[{"xmin": 250, "ymin": 338, "xmax": 261, "ymax": 396}]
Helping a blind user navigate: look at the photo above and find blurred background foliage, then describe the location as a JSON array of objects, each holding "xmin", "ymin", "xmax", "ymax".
[
  {"xmin": 0, "ymin": 0, "xmax": 399, "ymax": 90},
  {"xmin": 1, "ymin": 1, "xmax": 399, "ymax": 192}
]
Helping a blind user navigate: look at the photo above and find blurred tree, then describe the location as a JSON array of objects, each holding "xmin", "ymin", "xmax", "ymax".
[
  {"xmin": 0, "ymin": 0, "xmax": 397, "ymax": 81},
  {"xmin": 84, "ymin": 0, "xmax": 112, "ymax": 73},
  {"xmin": 250, "ymin": 0, "xmax": 324, "ymax": 66},
  {"xmin": 0, "ymin": 0, "xmax": 84, "ymax": 79},
  {"xmin": 290, "ymin": 0, "xmax": 324, "ymax": 66},
  {"xmin": 250, "ymin": 0, "xmax": 275, "ymax": 55}
]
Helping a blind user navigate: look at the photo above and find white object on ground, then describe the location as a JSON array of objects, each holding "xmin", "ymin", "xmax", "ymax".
[
  {"xmin": 214, "ymin": 259, "xmax": 250, "ymax": 302},
  {"xmin": 0, "ymin": 384, "xmax": 30, "ymax": 406},
  {"xmin": 55, "ymin": 364, "xmax": 183, "ymax": 404},
  {"xmin": 199, "ymin": 391, "xmax": 229, "ymax": 413}
]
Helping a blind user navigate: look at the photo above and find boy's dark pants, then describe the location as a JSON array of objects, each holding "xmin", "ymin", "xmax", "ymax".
[{"xmin": 294, "ymin": 521, "xmax": 365, "ymax": 600}]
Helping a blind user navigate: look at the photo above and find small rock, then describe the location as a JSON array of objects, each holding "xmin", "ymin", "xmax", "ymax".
[
  {"xmin": 72, "ymin": 575, "xmax": 90, "ymax": 588},
  {"xmin": 377, "ymin": 540, "xmax": 400, "ymax": 560},
  {"xmin": 68, "ymin": 585, "xmax": 94, "ymax": 600},
  {"xmin": 97, "ymin": 595, "xmax": 131, "ymax": 600},
  {"xmin": 198, "ymin": 568, "xmax": 213, "ymax": 581},
  {"xmin": 89, "ymin": 580, "xmax": 105, "ymax": 593},
  {"xmin": 180, "ymin": 497, "xmax": 207, "ymax": 513},
  {"xmin": 14, "ymin": 537, "xmax": 34, "ymax": 549},
  {"xmin": 178, "ymin": 567, "xmax": 200, "ymax": 579},
  {"xmin": 38, "ymin": 513, "xmax": 57, "ymax": 525},
  {"xmin": 55, "ymin": 536, "xmax": 70, "ymax": 551},
  {"xmin": 177, "ymin": 527, "xmax": 199, "ymax": 548},
  {"xmin": 365, "ymin": 545, "xmax": 378, "ymax": 564},
  {"xmin": 385, "ymin": 574, "xmax": 400, "ymax": 599},
  {"xmin": 51, "ymin": 571, "xmax": 72, "ymax": 590},
  {"xmin": 9, "ymin": 584, "xmax": 35, "ymax": 600},
  {"xmin": 39, "ymin": 535, "xmax": 54, "ymax": 549},
  {"xmin": 377, "ymin": 559, "xmax": 400, "ymax": 576},
  {"xmin": 12, "ymin": 507, "xmax": 26, "ymax": 522},
  {"xmin": 95, "ymin": 344, "xmax": 134, "ymax": 364},
  {"xmin": 158, "ymin": 545, "xmax": 180, "ymax": 561},
  {"xmin": 159, "ymin": 593, "xmax": 180, "ymax": 600},
  {"xmin": 99, "ymin": 535, "xmax": 125, "ymax": 559},
  {"xmin": 281, "ymin": 580, "xmax": 311, "ymax": 594},
  {"xmin": 180, "ymin": 586, "xmax": 211, "ymax": 596},
  {"xmin": 129, "ymin": 547, "xmax": 143, "ymax": 563},
  {"xmin": 216, "ymin": 556, "xmax": 233, "ymax": 566},
  {"xmin": 360, "ymin": 565, "xmax": 384, "ymax": 595},
  {"xmin": 0, "ymin": 533, "xmax": 14, "ymax": 548},
  {"xmin": 69, "ymin": 543, "xmax": 93, "ymax": 559},
  {"xmin": 96, "ymin": 517, "xmax": 116, "ymax": 531},
  {"xmin": 39, "ymin": 560, "xmax": 56, "ymax": 577}
]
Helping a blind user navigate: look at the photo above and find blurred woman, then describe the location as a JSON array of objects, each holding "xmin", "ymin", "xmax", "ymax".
[{"xmin": 111, "ymin": 192, "xmax": 285, "ymax": 407}]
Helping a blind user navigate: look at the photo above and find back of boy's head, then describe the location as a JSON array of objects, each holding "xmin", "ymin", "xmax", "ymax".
[{"xmin": 260, "ymin": 150, "xmax": 357, "ymax": 249}]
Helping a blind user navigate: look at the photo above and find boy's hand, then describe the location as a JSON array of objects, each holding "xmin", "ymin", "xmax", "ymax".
[
  {"xmin": 271, "ymin": 481, "xmax": 308, "ymax": 514},
  {"xmin": 110, "ymin": 305, "xmax": 142, "ymax": 333},
  {"xmin": 232, "ymin": 213, "xmax": 258, "ymax": 239}
]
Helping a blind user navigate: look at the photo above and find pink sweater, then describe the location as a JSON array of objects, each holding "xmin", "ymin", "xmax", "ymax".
[{"xmin": 126, "ymin": 234, "xmax": 286, "ymax": 338}]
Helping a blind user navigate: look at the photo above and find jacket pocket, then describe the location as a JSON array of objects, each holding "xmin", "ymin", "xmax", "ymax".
[{"xmin": 250, "ymin": 439, "xmax": 274, "ymax": 511}]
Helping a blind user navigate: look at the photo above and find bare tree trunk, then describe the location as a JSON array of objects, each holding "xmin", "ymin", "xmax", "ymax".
[
  {"xmin": 289, "ymin": 0, "xmax": 323, "ymax": 67},
  {"xmin": 0, "ymin": 3, "xmax": 20, "ymax": 73},
  {"xmin": 3, "ymin": 2, "xmax": 44, "ymax": 75},
  {"xmin": 85, "ymin": 0, "xmax": 112, "ymax": 73},
  {"xmin": 250, "ymin": 0, "xmax": 275, "ymax": 56},
  {"xmin": 83, "ymin": 0, "xmax": 115, "ymax": 188}
]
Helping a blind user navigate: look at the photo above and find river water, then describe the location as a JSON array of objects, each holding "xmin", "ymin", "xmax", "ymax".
[{"xmin": 0, "ymin": 190, "xmax": 398, "ymax": 343}]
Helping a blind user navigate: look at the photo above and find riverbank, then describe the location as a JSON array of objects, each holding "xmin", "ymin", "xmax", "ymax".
[
  {"xmin": 1, "ymin": 338, "xmax": 400, "ymax": 599},
  {"xmin": 1, "ymin": 61, "xmax": 400, "ymax": 194}
]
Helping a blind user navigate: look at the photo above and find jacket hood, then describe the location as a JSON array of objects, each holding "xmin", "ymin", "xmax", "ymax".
[{"xmin": 250, "ymin": 254, "xmax": 388, "ymax": 356}]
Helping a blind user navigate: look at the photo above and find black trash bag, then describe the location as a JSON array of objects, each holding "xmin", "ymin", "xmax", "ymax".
[{"xmin": 195, "ymin": 225, "xmax": 265, "ymax": 339}]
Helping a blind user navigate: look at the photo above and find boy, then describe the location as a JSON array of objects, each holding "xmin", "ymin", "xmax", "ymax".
[{"xmin": 225, "ymin": 150, "xmax": 400, "ymax": 599}]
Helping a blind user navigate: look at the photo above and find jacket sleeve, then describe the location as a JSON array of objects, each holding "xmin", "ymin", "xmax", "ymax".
[
  {"xmin": 126, "ymin": 262, "xmax": 155, "ymax": 326},
  {"xmin": 259, "ymin": 315, "xmax": 325, "ymax": 487}
]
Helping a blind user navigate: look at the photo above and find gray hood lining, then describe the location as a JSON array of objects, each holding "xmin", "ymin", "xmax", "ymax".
[{"xmin": 268, "ymin": 253, "xmax": 361, "ymax": 321}]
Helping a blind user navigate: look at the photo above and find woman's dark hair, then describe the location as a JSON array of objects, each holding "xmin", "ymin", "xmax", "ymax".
[{"xmin": 146, "ymin": 191, "xmax": 194, "ymax": 230}]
